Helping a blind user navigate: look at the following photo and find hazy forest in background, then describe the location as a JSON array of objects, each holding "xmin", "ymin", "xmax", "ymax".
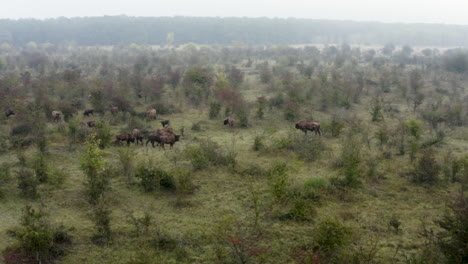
[{"xmin": 1, "ymin": 16, "xmax": 468, "ymax": 46}]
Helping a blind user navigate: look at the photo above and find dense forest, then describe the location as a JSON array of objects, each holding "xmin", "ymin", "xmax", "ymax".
[{"xmin": 1, "ymin": 16, "xmax": 468, "ymax": 46}]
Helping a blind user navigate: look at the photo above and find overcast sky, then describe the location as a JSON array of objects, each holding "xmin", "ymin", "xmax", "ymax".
[{"xmin": 1, "ymin": 0, "xmax": 467, "ymax": 25}]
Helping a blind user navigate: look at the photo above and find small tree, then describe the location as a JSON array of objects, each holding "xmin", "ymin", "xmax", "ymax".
[
  {"xmin": 80, "ymin": 135, "xmax": 109, "ymax": 205},
  {"xmin": 370, "ymin": 98, "xmax": 384, "ymax": 122},
  {"xmin": 412, "ymin": 149, "xmax": 440, "ymax": 185}
]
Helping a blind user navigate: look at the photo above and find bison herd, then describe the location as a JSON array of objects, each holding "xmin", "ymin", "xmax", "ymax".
[{"xmin": 4, "ymin": 106, "xmax": 322, "ymax": 151}]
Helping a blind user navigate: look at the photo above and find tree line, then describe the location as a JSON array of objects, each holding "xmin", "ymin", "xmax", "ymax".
[{"xmin": 0, "ymin": 16, "xmax": 468, "ymax": 46}]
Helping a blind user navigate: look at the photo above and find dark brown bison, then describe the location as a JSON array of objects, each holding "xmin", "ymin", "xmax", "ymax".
[
  {"xmin": 295, "ymin": 120, "xmax": 321, "ymax": 135},
  {"xmin": 5, "ymin": 109, "xmax": 15, "ymax": 118},
  {"xmin": 51, "ymin": 111, "xmax": 62, "ymax": 122},
  {"xmin": 159, "ymin": 133, "xmax": 180, "ymax": 149},
  {"xmin": 83, "ymin": 109, "xmax": 94, "ymax": 117},
  {"xmin": 114, "ymin": 133, "xmax": 135, "ymax": 146},
  {"xmin": 110, "ymin": 106, "xmax": 119, "ymax": 115},
  {"xmin": 161, "ymin": 120, "xmax": 170, "ymax": 127},
  {"xmin": 224, "ymin": 117, "xmax": 235, "ymax": 127},
  {"xmin": 132, "ymin": 128, "xmax": 143, "ymax": 145},
  {"xmin": 146, "ymin": 108, "xmax": 157, "ymax": 120},
  {"xmin": 146, "ymin": 126, "xmax": 180, "ymax": 149},
  {"xmin": 87, "ymin": 121, "xmax": 95, "ymax": 128}
]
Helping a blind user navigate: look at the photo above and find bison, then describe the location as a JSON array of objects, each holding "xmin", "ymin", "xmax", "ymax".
[
  {"xmin": 295, "ymin": 120, "xmax": 321, "ymax": 135},
  {"xmin": 224, "ymin": 117, "xmax": 235, "ymax": 127},
  {"xmin": 110, "ymin": 106, "xmax": 119, "ymax": 115},
  {"xmin": 132, "ymin": 128, "xmax": 143, "ymax": 145},
  {"xmin": 5, "ymin": 109, "xmax": 15, "ymax": 118},
  {"xmin": 146, "ymin": 126, "xmax": 180, "ymax": 149},
  {"xmin": 114, "ymin": 133, "xmax": 135, "ymax": 146},
  {"xmin": 146, "ymin": 108, "xmax": 157, "ymax": 120},
  {"xmin": 161, "ymin": 120, "xmax": 170, "ymax": 127},
  {"xmin": 87, "ymin": 121, "xmax": 95, "ymax": 128},
  {"xmin": 51, "ymin": 111, "xmax": 62, "ymax": 122},
  {"xmin": 83, "ymin": 109, "xmax": 94, "ymax": 117}
]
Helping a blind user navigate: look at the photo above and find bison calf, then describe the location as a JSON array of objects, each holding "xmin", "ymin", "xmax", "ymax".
[
  {"xmin": 83, "ymin": 109, "xmax": 94, "ymax": 117},
  {"xmin": 161, "ymin": 120, "xmax": 170, "ymax": 127},
  {"xmin": 5, "ymin": 109, "xmax": 15, "ymax": 118}
]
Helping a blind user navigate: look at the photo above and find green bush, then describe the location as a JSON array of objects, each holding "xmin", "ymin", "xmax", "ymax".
[
  {"xmin": 252, "ymin": 135, "xmax": 264, "ymax": 151},
  {"xmin": 185, "ymin": 139, "xmax": 236, "ymax": 170},
  {"xmin": 91, "ymin": 199, "xmax": 112, "ymax": 245},
  {"xmin": 236, "ymin": 109, "xmax": 249, "ymax": 128},
  {"xmin": 314, "ymin": 218, "xmax": 352, "ymax": 253},
  {"xmin": 0, "ymin": 163, "xmax": 11, "ymax": 198},
  {"xmin": 411, "ymin": 149, "xmax": 440, "ymax": 185},
  {"xmin": 333, "ymin": 135, "xmax": 362, "ymax": 187},
  {"xmin": 117, "ymin": 148, "xmax": 135, "ymax": 183},
  {"xmin": 94, "ymin": 121, "xmax": 112, "ymax": 149},
  {"xmin": 209, "ymin": 101, "xmax": 221, "ymax": 119},
  {"xmin": 285, "ymin": 198, "xmax": 315, "ymax": 221},
  {"xmin": 3, "ymin": 206, "xmax": 73, "ymax": 263},
  {"xmin": 33, "ymin": 152, "xmax": 49, "ymax": 183},
  {"xmin": 80, "ymin": 135, "xmax": 109, "ymax": 204},
  {"xmin": 17, "ymin": 168, "xmax": 39, "ymax": 199},
  {"xmin": 135, "ymin": 165, "xmax": 175, "ymax": 192},
  {"xmin": 269, "ymin": 162, "xmax": 290, "ymax": 202},
  {"xmin": 270, "ymin": 134, "xmax": 325, "ymax": 162}
]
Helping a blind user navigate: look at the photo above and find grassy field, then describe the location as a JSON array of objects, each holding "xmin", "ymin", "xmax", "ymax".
[{"xmin": 0, "ymin": 45, "xmax": 467, "ymax": 263}]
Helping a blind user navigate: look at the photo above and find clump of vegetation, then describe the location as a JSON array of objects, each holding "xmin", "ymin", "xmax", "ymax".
[
  {"xmin": 135, "ymin": 164, "xmax": 175, "ymax": 192},
  {"xmin": 17, "ymin": 168, "xmax": 39, "ymax": 199},
  {"xmin": 314, "ymin": 218, "xmax": 352, "ymax": 255},
  {"xmin": 411, "ymin": 149, "xmax": 440, "ymax": 185},
  {"xmin": 185, "ymin": 139, "xmax": 236, "ymax": 170},
  {"xmin": 117, "ymin": 148, "xmax": 135, "ymax": 183},
  {"xmin": 91, "ymin": 199, "xmax": 112, "ymax": 245},
  {"xmin": 209, "ymin": 101, "xmax": 221, "ymax": 119},
  {"xmin": 332, "ymin": 135, "xmax": 362, "ymax": 187},
  {"xmin": 94, "ymin": 121, "xmax": 112, "ymax": 149},
  {"xmin": 80, "ymin": 135, "xmax": 109, "ymax": 204},
  {"xmin": 3, "ymin": 206, "xmax": 73, "ymax": 263},
  {"xmin": 269, "ymin": 162, "xmax": 290, "ymax": 202},
  {"xmin": 269, "ymin": 133, "xmax": 325, "ymax": 162}
]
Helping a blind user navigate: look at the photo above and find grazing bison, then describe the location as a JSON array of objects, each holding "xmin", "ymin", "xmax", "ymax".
[
  {"xmin": 295, "ymin": 120, "xmax": 321, "ymax": 135},
  {"xmin": 83, "ymin": 109, "xmax": 94, "ymax": 117},
  {"xmin": 114, "ymin": 133, "xmax": 135, "ymax": 146},
  {"xmin": 87, "ymin": 121, "xmax": 95, "ymax": 128},
  {"xmin": 110, "ymin": 106, "xmax": 119, "ymax": 115},
  {"xmin": 161, "ymin": 120, "xmax": 170, "ymax": 127},
  {"xmin": 146, "ymin": 126, "xmax": 180, "ymax": 149},
  {"xmin": 132, "ymin": 128, "xmax": 143, "ymax": 145},
  {"xmin": 5, "ymin": 109, "xmax": 15, "ymax": 118},
  {"xmin": 224, "ymin": 117, "xmax": 235, "ymax": 127},
  {"xmin": 146, "ymin": 108, "xmax": 157, "ymax": 120},
  {"xmin": 51, "ymin": 111, "xmax": 62, "ymax": 122}
]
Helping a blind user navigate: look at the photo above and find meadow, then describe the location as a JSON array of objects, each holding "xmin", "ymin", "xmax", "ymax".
[{"xmin": 0, "ymin": 43, "xmax": 467, "ymax": 263}]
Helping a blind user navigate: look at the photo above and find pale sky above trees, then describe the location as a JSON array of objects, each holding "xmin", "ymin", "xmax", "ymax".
[{"xmin": 1, "ymin": 0, "xmax": 467, "ymax": 25}]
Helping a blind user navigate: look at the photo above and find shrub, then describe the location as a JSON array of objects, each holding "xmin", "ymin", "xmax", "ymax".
[
  {"xmin": 209, "ymin": 101, "xmax": 221, "ymax": 119},
  {"xmin": 33, "ymin": 152, "xmax": 49, "ymax": 183},
  {"xmin": 94, "ymin": 121, "xmax": 112, "ymax": 149},
  {"xmin": 0, "ymin": 163, "xmax": 11, "ymax": 198},
  {"xmin": 191, "ymin": 122, "xmax": 202, "ymax": 131},
  {"xmin": 3, "ymin": 206, "xmax": 72, "ymax": 263},
  {"xmin": 185, "ymin": 139, "xmax": 236, "ymax": 170},
  {"xmin": 303, "ymin": 178, "xmax": 329, "ymax": 200},
  {"xmin": 285, "ymin": 198, "xmax": 315, "ymax": 221},
  {"xmin": 17, "ymin": 168, "xmax": 39, "ymax": 199},
  {"xmin": 270, "ymin": 133, "xmax": 326, "ymax": 162},
  {"xmin": 117, "ymin": 148, "xmax": 135, "ymax": 183},
  {"xmin": 411, "ymin": 149, "xmax": 440, "ymax": 185},
  {"xmin": 269, "ymin": 162, "xmax": 290, "ymax": 202},
  {"xmin": 406, "ymin": 118, "xmax": 422, "ymax": 140},
  {"xmin": 91, "ymin": 199, "xmax": 112, "ymax": 245},
  {"xmin": 283, "ymin": 100, "xmax": 300, "ymax": 121},
  {"xmin": 314, "ymin": 218, "xmax": 352, "ymax": 253},
  {"xmin": 236, "ymin": 108, "xmax": 249, "ymax": 128},
  {"xmin": 80, "ymin": 135, "xmax": 109, "ymax": 204},
  {"xmin": 370, "ymin": 98, "xmax": 384, "ymax": 122},
  {"xmin": 252, "ymin": 135, "xmax": 264, "ymax": 151},
  {"xmin": 333, "ymin": 135, "xmax": 362, "ymax": 187},
  {"xmin": 135, "ymin": 165, "xmax": 175, "ymax": 192},
  {"xmin": 328, "ymin": 118, "xmax": 345, "ymax": 137},
  {"xmin": 174, "ymin": 169, "xmax": 197, "ymax": 196}
]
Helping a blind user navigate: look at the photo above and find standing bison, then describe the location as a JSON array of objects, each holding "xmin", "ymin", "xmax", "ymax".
[
  {"xmin": 295, "ymin": 120, "xmax": 321, "ymax": 135},
  {"xmin": 146, "ymin": 126, "xmax": 180, "ymax": 149},
  {"xmin": 110, "ymin": 106, "xmax": 119, "ymax": 115},
  {"xmin": 83, "ymin": 109, "xmax": 94, "ymax": 117},
  {"xmin": 5, "ymin": 109, "xmax": 15, "ymax": 118},
  {"xmin": 51, "ymin": 111, "xmax": 62, "ymax": 122},
  {"xmin": 146, "ymin": 108, "xmax": 157, "ymax": 120},
  {"xmin": 87, "ymin": 121, "xmax": 96, "ymax": 128},
  {"xmin": 132, "ymin": 128, "xmax": 143, "ymax": 145},
  {"xmin": 224, "ymin": 117, "xmax": 235, "ymax": 127},
  {"xmin": 161, "ymin": 120, "xmax": 170, "ymax": 127},
  {"xmin": 114, "ymin": 133, "xmax": 135, "ymax": 146}
]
